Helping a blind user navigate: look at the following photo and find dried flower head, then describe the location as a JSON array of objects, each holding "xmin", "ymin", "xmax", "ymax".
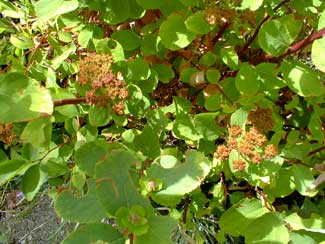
[
  {"xmin": 227, "ymin": 138, "xmax": 239, "ymax": 150},
  {"xmin": 244, "ymin": 127, "xmax": 267, "ymax": 147},
  {"xmin": 247, "ymin": 107, "xmax": 274, "ymax": 131},
  {"xmin": 0, "ymin": 123, "xmax": 15, "ymax": 144},
  {"xmin": 228, "ymin": 125, "xmax": 242, "ymax": 138},
  {"xmin": 205, "ymin": 7, "xmax": 236, "ymax": 26},
  {"xmin": 251, "ymin": 153, "xmax": 262, "ymax": 164},
  {"xmin": 78, "ymin": 53, "xmax": 128, "ymax": 115},
  {"xmin": 264, "ymin": 144, "xmax": 279, "ymax": 159},
  {"xmin": 215, "ymin": 145, "xmax": 230, "ymax": 161},
  {"xmin": 233, "ymin": 159, "xmax": 246, "ymax": 172},
  {"xmin": 238, "ymin": 141, "xmax": 255, "ymax": 156}
]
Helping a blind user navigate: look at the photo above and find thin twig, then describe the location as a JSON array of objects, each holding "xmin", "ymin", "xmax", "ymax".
[
  {"xmin": 308, "ymin": 146, "xmax": 325, "ymax": 156},
  {"xmin": 53, "ymin": 97, "xmax": 87, "ymax": 107},
  {"xmin": 32, "ymin": 136, "xmax": 75, "ymax": 163},
  {"xmin": 211, "ymin": 21, "xmax": 231, "ymax": 45},
  {"xmin": 240, "ymin": 0, "xmax": 291, "ymax": 54},
  {"xmin": 182, "ymin": 195, "xmax": 190, "ymax": 224}
]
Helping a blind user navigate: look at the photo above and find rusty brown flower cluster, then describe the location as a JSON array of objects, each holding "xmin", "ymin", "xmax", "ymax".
[
  {"xmin": 247, "ymin": 107, "xmax": 274, "ymax": 132},
  {"xmin": 0, "ymin": 123, "xmax": 15, "ymax": 144},
  {"xmin": 78, "ymin": 53, "xmax": 128, "ymax": 115},
  {"xmin": 214, "ymin": 123, "xmax": 279, "ymax": 172},
  {"xmin": 205, "ymin": 7, "xmax": 237, "ymax": 26}
]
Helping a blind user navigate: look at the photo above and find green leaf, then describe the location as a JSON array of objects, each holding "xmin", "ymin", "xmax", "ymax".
[
  {"xmin": 94, "ymin": 38, "xmax": 125, "ymax": 62},
  {"xmin": 162, "ymin": 96, "xmax": 192, "ymax": 115},
  {"xmin": 42, "ymin": 159, "xmax": 70, "ymax": 177},
  {"xmin": 265, "ymin": 167, "xmax": 296, "ymax": 198},
  {"xmin": 230, "ymin": 108, "xmax": 249, "ymax": 128},
  {"xmin": 199, "ymin": 51, "xmax": 217, "ymax": 67},
  {"xmin": 50, "ymin": 43, "xmax": 76, "ymax": 70},
  {"xmin": 147, "ymin": 150, "xmax": 211, "ymax": 206},
  {"xmin": 282, "ymin": 61, "xmax": 325, "ymax": 97},
  {"xmin": 172, "ymin": 114, "xmax": 202, "ymax": 141},
  {"xmin": 292, "ymin": 165, "xmax": 317, "ymax": 197},
  {"xmin": 185, "ymin": 11, "xmax": 211, "ymax": 35},
  {"xmin": 134, "ymin": 126, "xmax": 161, "ymax": 159},
  {"xmin": 136, "ymin": 70, "xmax": 159, "ymax": 93},
  {"xmin": 0, "ymin": 159, "xmax": 30, "ymax": 186},
  {"xmin": 125, "ymin": 84, "xmax": 150, "ymax": 117},
  {"xmin": 20, "ymin": 117, "xmax": 52, "ymax": 147},
  {"xmin": 289, "ymin": 232, "xmax": 318, "ymax": 244},
  {"xmin": 0, "ymin": 73, "xmax": 53, "ymax": 123},
  {"xmin": 75, "ymin": 141, "xmax": 123, "ymax": 177},
  {"xmin": 308, "ymin": 110, "xmax": 324, "ymax": 142},
  {"xmin": 193, "ymin": 112, "xmax": 223, "ymax": 141},
  {"xmin": 245, "ymin": 212, "xmax": 289, "ymax": 244},
  {"xmin": 311, "ymin": 38, "xmax": 325, "ymax": 72},
  {"xmin": 127, "ymin": 58, "xmax": 151, "ymax": 81},
  {"xmin": 98, "ymin": 0, "xmax": 144, "ymax": 25},
  {"xmin": 141, "ymin": 34, "xmax": 163, "ymax": 55},
  {"xmin": 10, "ymin": 35, "xmax": 34, "ymax": 49},
  {"xmin": 21, "ymin": 164, "xmax": 46, "ymax": 201},
  {"xmin": 256, "ymin": 63, "xmax": 286, "ymax": 90},
  {"xmin": 240, "ymin": 0, "xmax": 264, "ymax": 11},
  {"xmin": 111, "ymin": 30, "xmax": 141, "ymax": 51},
  {"xmin": 258, "ymin": 14, "xmax": 303, "ymax": 56},
  {"xmin": 219, "ymin": 198, "xmax": 269, "ymax": 236},
  {"xmin": 159, "ymin": 14, "xmax": 195, "ymax": 50},
  {"xmin": 55, "ymin": 179, "xmax": 107, "ymax": 223},
  {"xmin": 62, "ymin": 223, "xmax": 125, "ymax": 244},
  {"xmin": 220, "ymin": 47, "xmax": 239, "ymax": 70},
  {"xmin": 235, "ymin": 63, "xmax": 260, "ymax": 96},
  {"xmin": 285, "ymin": 213, "xmax": 325, "ymax": 233},
  {"xmin": 311, "ymin": 9, "xmax": 325, "ymax": 72},
  {"xmin": 135, "ymin": 216, "xmax": 177, "ymax": 244},
  {"xmin": 34, "ymin": 0, "xmax": 78, "ymax": 22},
  {"xmin": 78, "ymin": 27, "xmax": 93, "ymax": 48},
  {"xmin": 135, "ymin": 0, "xmax": 162, "ymax": 9},
  {"xmin": 96, "ymin": 149, "xmax": 151, "ymax": 215},
  {"xmin": 180, "ymin": 67, "xmax": 199, "ymax": 84},
  {"xmin": 206, "ymin": 69, "xmax": 221, "ymax": 84},
  {"xmin": 88, "ymin": 106, "xmax": 112, "ymax": 127},
  {"xmin": 151, "ymin": 63, "xmax": 175, "ymax": 84}
]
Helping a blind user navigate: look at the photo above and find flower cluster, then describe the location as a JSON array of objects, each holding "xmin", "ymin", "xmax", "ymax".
[
  {"xmin": 0, "ymin": 123, "xmax": 15, "ymax": 144},
  {"xmin": 214, "ymin": 124, "xmax": 279, "ymax": 172},
  {"xmin": 78, "ymin": 53, "xmax": 128, "ymax": 115},
  {"xmin": 205, "ymin": 7, "xmax": 237, "ymax": 26},
  {"xmin": 247, "ymin": 107, "xmax": 274, "ymax": 132}
]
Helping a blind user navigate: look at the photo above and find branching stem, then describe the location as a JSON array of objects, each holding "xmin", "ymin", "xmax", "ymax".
[{"xmin": 250, "ymin": 27, "xmax": 325, "ymax": 65}]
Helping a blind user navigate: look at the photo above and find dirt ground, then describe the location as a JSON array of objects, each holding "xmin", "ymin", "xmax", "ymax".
[{"xmin": 0, "ymin": 190, "xmax": 73, "ymax": 244}]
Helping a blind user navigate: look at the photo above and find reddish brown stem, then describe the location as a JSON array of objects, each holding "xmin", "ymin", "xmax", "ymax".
[
  {"xmin": 211, "ymin": 21, "xmax": 231, "ymax": 45},
  {"xmin": 182, "ymin": 195, "xmax": 190, "ymax": 224},
  {"xmin": 250, "ymin": 27, "xmax": 325, "ymax": 65},
  {"xmin": 129, "ymin": 233, "xmax": 134, "ymax": 244},
  {"xmin": 240, "ymin": 0, "xmax": 291, "ymax": 55},
  {"xmin": 53, "ymin": 97, "xmax": 87, "ymax": 107},
  {"xmin": 308, "ymin": 146, "xmax": 325, "ymax": 156}
]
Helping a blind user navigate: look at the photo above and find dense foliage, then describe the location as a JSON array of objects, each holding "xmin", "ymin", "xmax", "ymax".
[{"xmin": 1, "ymin": 0, "xmax": 325, "ymax": 243}]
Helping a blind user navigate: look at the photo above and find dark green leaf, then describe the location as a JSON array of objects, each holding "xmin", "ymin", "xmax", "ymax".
[
  {"xmin": 147, "ymin": 150, "xmax": 211, "ymax": 206},
  {"xmin": 0, "ymin": 73, "xmax": 53, "ymax": 123},
  {"xmin": 21, "ymin": 164, "xmax": 46, "ymax": 201},
  {"xmin": 258, "ymin": 14, "xmax": 303, "ymax": 56},
  {"xmin": 62, "ymin": 224, "xmax": 124, "ymax": 244},
  {"xmin": 159, "ymin": 14, "xmax": 195, "ymax": 50},
  {"xmin": 111, "ymin": 30, "xmax": 141, "ymax": 51},
  {"xmin": 55, "ymin": 179, "xmax": 107, "ymax": 223},
  {"xmin": 235, "ymin": 63, "xmax": 260, "ymax": 96},
  {"xmin": 96, "ymin": 149, "xmax": 151, "ymax": 214}
]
